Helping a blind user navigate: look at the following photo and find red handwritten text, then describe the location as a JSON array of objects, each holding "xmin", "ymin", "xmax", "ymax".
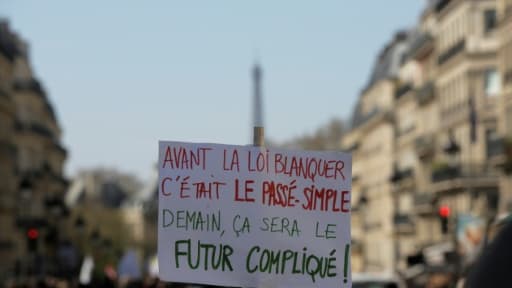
[
  {"xmin": 274, "ymin": 154, "xmax": 345, "ymax": 182},
  {"xmin": 162, "ymin": 146, "xmax": 212, "ymax": 170},
  {"xmin": 261, "ymin": 180, "xmax": 298, "ymax": 207},
  {"xmin": 302, "ymin": 186, "xmax": 350, "ymax": 213},
  {"xmin": 234, "ymin": 179, "xmax": 255, "ymax": 202}
]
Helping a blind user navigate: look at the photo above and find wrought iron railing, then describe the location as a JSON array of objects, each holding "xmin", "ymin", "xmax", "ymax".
[
  {"xmin": 431, "ymin": 163, "xmax": 497, "ymax": 182},
  {"xmin": 487, "ymin": 137, "xmax": 504, "ymax": 158},
  {"xmin": 438, "ymin": 40, "xmax": 465, "ymax": 65},
  {"xmin": 395, "ymin": 83, "xmax": 413, "ymax": 99}
]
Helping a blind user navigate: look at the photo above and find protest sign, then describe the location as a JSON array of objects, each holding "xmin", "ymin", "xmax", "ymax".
[{"xmin": 158, "ymin": 141, "xmax": 352, "ymax": 287}]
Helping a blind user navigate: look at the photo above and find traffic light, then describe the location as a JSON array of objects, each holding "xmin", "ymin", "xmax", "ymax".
[
  {"xmin": 438, "ymin": 205, "xmax": 451, "ymax": 234},
  {"xmin": 26, "ymin": 228, "xmax": 39, "ymax": 252}
]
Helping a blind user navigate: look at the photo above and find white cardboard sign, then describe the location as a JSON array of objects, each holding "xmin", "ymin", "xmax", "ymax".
[{"xmin": 158, "ymin": 141, "xmax": 352, "ymax": 287}]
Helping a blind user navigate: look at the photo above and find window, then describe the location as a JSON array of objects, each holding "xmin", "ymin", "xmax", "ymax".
[
  {"xmin": 18, "ymin": 148, "xmax": 31, "ymax": 173},
  {"xmin": 17, "ymin": 104, "xmax": 31, "ymax": 123},
  {"xmin": 486, "ymin": 128, "xmax": 500, "ymax": 158},
  {"xmin": 484, "ymin": 9, "xmax": 497, "ymax": 34},
  {"xmin": 484, "ymin": 69, "xmax": 500, "ymax": 97}
]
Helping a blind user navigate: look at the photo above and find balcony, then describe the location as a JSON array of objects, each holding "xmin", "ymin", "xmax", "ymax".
[
  {"xmin": 391, "ymin": 167, "xmax": 415, "ymax": 192},
  {"xmin": 0, "ymin": 27, "xmax": 20, "ymax": 61},
  {"xmin": 390, "ymin": 167, "xmax": 412, "ymax": 183},
  {"xmin": 395, "ymin": 83, "xmax": 413, "ymax": 99},
  {"xmin": 430, "ymin": 163, "xmax": 498, "ymax": 193},
  {"xmin": 44, "ymin": 195, "xmax": 69, "ymax": 216},
  {"xmin": 15, "ymin": 121, "xmax": 55, "ymax": 139},
  {"xmin": 353, "ymin": 108, "xmax": 379, "ymax": 128},
  {"xmin": 346, "ymin": 141, "xmax": 360, "ymax": 153},
  {"xmin": 435, "ymin": 0, "xmax": 451, "ymax": 13},
  {"xmin": 37, "ymin": 162, "xmax": 68, "ymax": 190},
  {"xmin": 408, "ymin": 33, "xmax": 434, "ymax": 60},
  {"xmin": 438, "ymin": 40, "xmax": 465, "ymax": 65},
  {"xmin": 32, "ymin": 122, "xmax": 54, "ymax": 138},
  {"xmin": 15, "ymin": 217, "xmax": 48, "ymax": 229},
  {"xmin": 352, "ymin": 108, "xmax": 394, "ymax": 131},
  {"xmin": 498, "ymin": 138, "xmax": 512, "ymax": 174},
  {"xmin": 487, "ymin": 137, "xmax": 504, "ymax": 158},
  {"xmin": 417, "ymin": 82, "xmax": 435, "ymax": 105},
  {"xmin": 390, "ymin": 168, "xmax": 402, "ymax": 183},
  {"xmin": 54, "ymin": 141, "xmax": 68, "ymax": 156},
  {"xmin": 394, "ymin": 214, "xmax": 415, "ymax": 235},
  {"xmin": 414, "ymin": 193, "xmax": 435, "ymax": 215},
  {"xmin": 45, "ymin": 101, "xmax": 57, "ymax": 122},
  {"xmin": 13, "ymin": 78, "xmax": 45, "ymax": 96},
  {"xmin": 415, "ymin": 135, "xmax": 435, "ymax": 159},
  {"xmin": 397, "ymin": 125, "xmax": 416, "ymax": 138},
  {"xmin": 52, "ymin": 173, "xmax": 69, "ymax": 187},
  {"xmin": 483, "ymin": 136, "xmax": 509, "ymax": 169},
  {"xmin": 431, "ymin": 164, "xmax": 459, "ymax": 182}
]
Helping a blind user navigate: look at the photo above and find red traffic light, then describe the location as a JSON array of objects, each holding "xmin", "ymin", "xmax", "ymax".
[
  {"xmin": 439, "ymin": 205, "xmax": 451, "ymax": 218},
  {"xmin": 27, "ymin": 228, "xmax": 39, "ymax": 240}
]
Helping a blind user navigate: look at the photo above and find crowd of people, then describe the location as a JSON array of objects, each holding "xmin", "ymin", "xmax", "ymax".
[{"xmin": 3, "ymin": 221, "xmax": 512, "ymax": 288}]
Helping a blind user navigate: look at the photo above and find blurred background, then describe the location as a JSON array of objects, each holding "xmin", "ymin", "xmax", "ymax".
[{"xmin": 1, "ymin": 0, "xmax": 512, "ymax": 287}]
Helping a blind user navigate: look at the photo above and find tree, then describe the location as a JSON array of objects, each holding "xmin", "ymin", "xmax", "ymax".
[{"xmin": 281, "ymin": 118, "xmax": 346, "ymax": 150}]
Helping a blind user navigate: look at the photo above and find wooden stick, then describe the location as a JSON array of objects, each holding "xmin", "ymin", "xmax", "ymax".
[{"xmin": 253, "ymin": 126, "xmax": 265, "ymax": 147}]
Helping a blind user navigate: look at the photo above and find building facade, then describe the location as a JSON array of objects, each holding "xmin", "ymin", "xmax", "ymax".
[
  {"xmin": 344, "ymin": 32, "xmax": 411, "ymax": 273},
  {"xmin": 498, "ymin": 0, "xmax": 512, "ymax": 215},
  {"xmin": 0, "ymin": 21, "xmax": 20, "ymax": 280},
  {"xmin": 65, "ymin": 169, "xmax": 149, "ymax": 265},
  {"xmin": 343, "ymin": 0, "xmax": 503, "ymax": 280},
  {"xmin": 0, "ymin": 21, "xmax": 68, "ymax": 281}
]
